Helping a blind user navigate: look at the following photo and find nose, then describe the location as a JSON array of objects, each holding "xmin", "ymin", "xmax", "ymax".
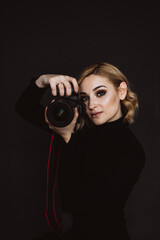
[{"xmin": 88, "ymin": 98, "xmax": 97, "ymax": 110}]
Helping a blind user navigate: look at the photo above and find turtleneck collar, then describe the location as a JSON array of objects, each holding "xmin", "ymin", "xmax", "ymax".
[{"xmin": 87, "ymin": 116, "xmax": 128, "ymax": 136}]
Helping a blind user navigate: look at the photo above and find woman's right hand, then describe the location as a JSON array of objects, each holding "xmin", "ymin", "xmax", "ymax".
[{"xmin": 35, "ymin": 74, "xmax": 79, "ymax": 95}]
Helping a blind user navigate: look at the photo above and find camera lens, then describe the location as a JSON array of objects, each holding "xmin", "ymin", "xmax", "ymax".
[
  {"xmin": 53, "ymin": 106, "xmax": 68, "ymax": 122},
  {"xmin": 47, "ymin": 100, "xmax": 74, "ymax": 127}
]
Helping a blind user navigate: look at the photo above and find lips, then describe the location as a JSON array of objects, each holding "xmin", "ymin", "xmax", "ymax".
[{"xmin": 91, "ymin": 112, "xmax": 103, "ymax": 118}]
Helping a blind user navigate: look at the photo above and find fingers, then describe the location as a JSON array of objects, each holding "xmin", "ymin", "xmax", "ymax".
[
  {"xmin": 44, "ymin": 107, "xmax": 49, "ymax": 124},
  {"xmin": 59, "ymin": 77, "xmax": 72, "ymax": 96},
  {"xmin": 65, "ymin": 76, "xmax": 79, "ymax": 94},
  {"xmin": 57, "ymin": 82, "xmax": 65, "ymax": 96},
  {"xmin": 49, "ymin": 75, "xmax": 79, "ymax": 97},
  {"xmin": 49, "ymin": 76, "xmax": 59, "ymax": 96}
]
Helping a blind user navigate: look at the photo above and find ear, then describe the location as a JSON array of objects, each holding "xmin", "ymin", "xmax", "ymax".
[{"xmin": 118, "ymin": 82, "xmax": 127, "ymax": 100}]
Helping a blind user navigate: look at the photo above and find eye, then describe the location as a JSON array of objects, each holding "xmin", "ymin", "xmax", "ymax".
[
  {"xmin": 96, "ymin": 90, "xmax": 106, "ymax": 97},
  {"xmin": 80, "ymin": 96, "xmax": 88, "ymax": 102}
]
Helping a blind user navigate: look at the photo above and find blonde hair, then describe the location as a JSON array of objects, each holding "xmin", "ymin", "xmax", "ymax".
[{"xmin": 77, "ymin": 62, "xmax": 138, "ymax": 127}]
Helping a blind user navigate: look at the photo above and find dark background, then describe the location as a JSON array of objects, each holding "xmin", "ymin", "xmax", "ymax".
[{"xmin": 1, "ymin": 2, "xmax": 160, "ymax": 240}]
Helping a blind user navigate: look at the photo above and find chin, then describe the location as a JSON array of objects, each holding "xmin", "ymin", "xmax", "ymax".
[
  {"xmin": 87, "ymin": 114, "xmax": 107, "ymax": 125},
  {"xmin": 91, "ymin": 119, "xmax": 107, "ymax": 125}
]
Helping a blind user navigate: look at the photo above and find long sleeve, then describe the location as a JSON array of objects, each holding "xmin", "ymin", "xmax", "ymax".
[
  {"xmin": 58, "ymin": 131, "xmax": 84, "ymax": 213},
  {"xmin": 15, "ymin": 81, "xmax": 51, "ymax": 132}
]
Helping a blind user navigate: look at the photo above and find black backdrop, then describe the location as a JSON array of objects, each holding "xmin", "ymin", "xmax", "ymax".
[{"xmin": 1, "ymin": 2, "xmax": 160, "ymax": 240}]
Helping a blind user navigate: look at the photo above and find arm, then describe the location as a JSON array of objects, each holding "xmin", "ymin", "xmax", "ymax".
[
  {"xmin": 15, "ymin": 80, "xmax": 50, "ymax": 132},
  {"xmin": 57, "ymin": 130, "xmax": 84, "ymax": 212},
  {"xmin": 15, "ymin": 74, "xmax": 79, "ymax": 135}
]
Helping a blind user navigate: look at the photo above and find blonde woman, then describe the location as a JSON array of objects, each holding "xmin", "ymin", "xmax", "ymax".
[{"xmin": 16, "ymin": 62, "xmax": 145, "ymax": 240}]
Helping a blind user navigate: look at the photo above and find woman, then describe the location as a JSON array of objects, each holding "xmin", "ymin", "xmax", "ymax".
[{"xmin": 16, "ymin": 62, "xmax": 145, "ymax": 240}]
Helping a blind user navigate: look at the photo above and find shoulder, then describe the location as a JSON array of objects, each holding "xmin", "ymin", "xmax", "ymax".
[
  {"xmin": 124, "ymin": 126, "xmax": 145, "ymax": 151},
  {"xmin": 120, "ymin": 126, "xmax": 145, "ymax": 167}
]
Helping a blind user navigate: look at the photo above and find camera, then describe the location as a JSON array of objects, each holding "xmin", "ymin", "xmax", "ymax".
[{"xmin": 40, "ymin": 84, "xmax": 86, "ymax": 127}]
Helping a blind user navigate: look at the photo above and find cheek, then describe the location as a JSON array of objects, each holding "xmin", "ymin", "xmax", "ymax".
[{"xmin": 102, "ymin": 94, "xmax": 120, "ymax": 109}]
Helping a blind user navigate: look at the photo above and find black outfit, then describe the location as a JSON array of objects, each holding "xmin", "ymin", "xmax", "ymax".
[{"xmin": 15, "ymin": 82, "xmax": 145, "ymax": 240}]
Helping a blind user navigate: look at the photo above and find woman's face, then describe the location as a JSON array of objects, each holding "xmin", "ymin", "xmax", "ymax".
[{"xmin": 79, "ymin": 74, "xmax": 127, "ymax": 125}]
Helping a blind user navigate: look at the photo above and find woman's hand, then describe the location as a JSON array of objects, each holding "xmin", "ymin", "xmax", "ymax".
[
  {"xmin": 45, "ymin": 106, "xmax": 79, "ymax": 143},
  {"xmin": 35, "ymin": 74, "xmax": 79, "ymax": 95},
  {"xmin": 35, "ymin": 74, "xmax": 79, "ymax": 142}
]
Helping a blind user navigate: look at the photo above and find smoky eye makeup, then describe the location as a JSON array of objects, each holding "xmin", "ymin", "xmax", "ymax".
[
  {"xmin": 79, "ymin": 85, "xmax": 107, "ymax": 101},
  {"xmin": 96, "ymin": 89, "xmax": 107, "ymax": 97}
]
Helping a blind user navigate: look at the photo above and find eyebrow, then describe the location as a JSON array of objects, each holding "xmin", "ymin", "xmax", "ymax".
[{"xmin": 79, "ymin": 85, "xmax": 107, "ymax": 95}]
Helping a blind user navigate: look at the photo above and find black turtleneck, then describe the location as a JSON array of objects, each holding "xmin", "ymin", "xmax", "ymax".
[
  {"xmin": 15, "ymin": 82, "xmax": 145, "ymax": 240},
  {"xmin": 58, "ymin": 115, "xmax": 145, "ymax": 239}
]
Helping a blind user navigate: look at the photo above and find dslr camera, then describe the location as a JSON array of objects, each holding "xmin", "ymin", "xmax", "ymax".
[{"xmin": 40, "ymin": 83, "xmax": 86, "ymax": 127}]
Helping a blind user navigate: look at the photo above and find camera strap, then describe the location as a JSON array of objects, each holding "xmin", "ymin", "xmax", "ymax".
[{"xmin": 45, "ymin": 133, "xmax": 64, "ymax": 235}]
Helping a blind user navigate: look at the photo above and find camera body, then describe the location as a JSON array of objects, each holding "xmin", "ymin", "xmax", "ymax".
[{"xmin": 40, "ymin": 84, "xmax": 86, "ymax": 127}]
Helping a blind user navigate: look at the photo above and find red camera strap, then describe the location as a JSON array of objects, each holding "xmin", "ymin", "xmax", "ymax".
[{"xmin": 45, "ymin": 133, "xmax": 64, "ymax": 235}]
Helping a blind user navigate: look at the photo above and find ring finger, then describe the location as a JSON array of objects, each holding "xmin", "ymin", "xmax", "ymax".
[{"xmin": 57, "ymin": 82, "xmax": 65, "ymax": 96}]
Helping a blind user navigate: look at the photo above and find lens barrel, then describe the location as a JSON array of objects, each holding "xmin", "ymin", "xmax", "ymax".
[{"xmin": 46, "ymin": 99, "xmax": 75, "ymax": 127}]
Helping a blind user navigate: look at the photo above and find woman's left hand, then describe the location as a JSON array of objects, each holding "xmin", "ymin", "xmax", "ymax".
[{"xmin": 44, "ymin": 105, "xmax": 79, "ymax": 143}]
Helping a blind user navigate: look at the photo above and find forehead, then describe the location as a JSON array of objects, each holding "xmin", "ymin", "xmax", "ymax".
[{"xmin": 79, "ymin": 74, "xmax": 113, "ymax": 90}]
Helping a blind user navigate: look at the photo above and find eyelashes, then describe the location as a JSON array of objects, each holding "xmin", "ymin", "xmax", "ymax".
[
  {"xmin": 80, "ymin": 90, "xmax": 107, "ymax": 102},
  {"xmin": 96, "ymin": 90, "xmax": 106, "ymax": 97}
]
